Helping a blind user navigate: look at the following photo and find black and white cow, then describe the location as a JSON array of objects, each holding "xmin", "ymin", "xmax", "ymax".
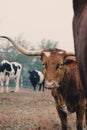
[
  {"xmin": 0, "ymin": 60, "xmax": 22, "ymax": 92},
  {"xmin": 28, "ymin": 70, "xmax": 45, "ymax": 91}
]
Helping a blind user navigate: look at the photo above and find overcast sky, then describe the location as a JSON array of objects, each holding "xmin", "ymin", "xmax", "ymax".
[{"xmin": 0, "ymin": 0, "xmax": 74, "ymax": 52}]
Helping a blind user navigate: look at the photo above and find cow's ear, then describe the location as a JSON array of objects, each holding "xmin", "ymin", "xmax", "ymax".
[
  {"xmin": 64, "ymin": 56, "xmax": 76, "ymax": 65},
  {"xmin": 40, "ymin": 52, "xmax": 47, "ymax": 61},
  {"xmin": 40, "ymin": 54, "xmax": 44, "ymax": 61}
]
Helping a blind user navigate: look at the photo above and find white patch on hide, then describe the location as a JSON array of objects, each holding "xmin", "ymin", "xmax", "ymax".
[
  {"xmin": 35, "ymin": 70, "xmax": 44, "ymax": 84},
  {"xmin": 44, "ymin": 52, "xmax": 51, "ymax": 57}
]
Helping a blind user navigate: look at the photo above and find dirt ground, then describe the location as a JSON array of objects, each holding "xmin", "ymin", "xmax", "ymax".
[{"xmin": 0, "ymin": 88, "xmax": 83, "ymax": 130}]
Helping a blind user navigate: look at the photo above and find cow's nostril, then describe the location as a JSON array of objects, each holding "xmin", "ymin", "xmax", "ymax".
[
  {"xmin": 48, "ymin": 79, "xmax": 53, "ymax": 82},
  {"xmin": 52, "ymin": 82, "xmax": 55, "ymax": 85}
]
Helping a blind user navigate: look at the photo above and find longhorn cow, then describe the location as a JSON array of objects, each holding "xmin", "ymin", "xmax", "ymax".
[{"xmin": 0, "ymin": 36, "xmax": 86, "ymax": 130}]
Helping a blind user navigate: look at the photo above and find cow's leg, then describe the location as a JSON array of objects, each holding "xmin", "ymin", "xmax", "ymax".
[
  {"xmin": 39, "ymin": 84, "xmax": 41, "ymax": 91},
  {"xmin": 33, "ymin": 85, "xmax": 36, "ymax": 91},
  {"xmin": 5, "ymin": 77, "xmax": 9, "ymax": 93},
  {"xmin": 15, "ymin": 69, "xmax": 22, "ymax": 92},
  {"xmin": 42, "ymin": 81, "xmax": 45, "ymax": 91},
  {"xmin": 52, "ymin": 90, "xmax": 67, "ymax": 130},
  {"xmin": 0, "ymin": 81, "xmax": 4, "ymax": 93},
  {"xmin": 76, "ymin": 102, "xmax": 85, "ymax": 130},
  {"xmin": 57, "ymin": 108, "xmax": 67, "ymax": 130},
  {"xmin": 15, "ymin": 77, "xmax": 20, "ymax": 92}
]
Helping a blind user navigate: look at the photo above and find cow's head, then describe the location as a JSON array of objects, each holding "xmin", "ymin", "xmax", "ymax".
[
  {"xmin": 0, "ymin": 36, "xmax": 75, "ymax": 89},
  {"xmin": 41, "ymin": 50, "xmax": 76, "ymax": 89}
]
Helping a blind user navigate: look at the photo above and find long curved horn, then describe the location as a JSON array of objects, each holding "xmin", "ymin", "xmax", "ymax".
[{"xmin": 0, "ymin": 36, "xmax": 42, "ymax": 56}]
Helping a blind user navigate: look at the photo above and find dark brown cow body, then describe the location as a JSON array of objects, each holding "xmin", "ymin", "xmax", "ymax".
[
  {"xmin": 0, "ymin": 36, "xmax": 87, "ymax": 130},
  {"xmin": 73, "ymin": 0, "xmax": 87, "ymax": 96}
]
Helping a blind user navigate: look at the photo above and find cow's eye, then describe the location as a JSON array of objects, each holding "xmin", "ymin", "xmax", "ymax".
[
  {"xmin": 59, "ymin": 64, "xmax": 63, "ymax": 69},
  {"xmin": 43, "ymin": 63, "xmax": 47, "ymax": 69},
  {"xmin": 56, "ymin": 64, "xmax": 59, "ymax": 69},
  {"xmin": 42, "ymin": 64, "xmax": 46, "ymax": 68},
  {"xmin": 56, "ymin": 63, "xmax": 63, "ymax": 69}
]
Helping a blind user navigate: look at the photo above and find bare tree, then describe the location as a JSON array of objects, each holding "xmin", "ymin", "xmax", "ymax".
[{"xmin": 39, "ymin": 38, "xmax": 58, "ymax": 49}]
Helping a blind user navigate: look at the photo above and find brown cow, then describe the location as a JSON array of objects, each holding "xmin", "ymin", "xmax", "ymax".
[
  {"xmin": 0, "ymin": 36, "xmax": 87, "ymax": 130},
  {"xmin": 42, "ymin": 49, "xmax": 87, "ymax": 130},
  {"xmin": 73, "ymin": 0, "xmax": 87, "ymax": 96}
]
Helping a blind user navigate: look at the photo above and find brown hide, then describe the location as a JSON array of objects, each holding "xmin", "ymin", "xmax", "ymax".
[
  {"xmin": 42, "ymin": 49, "xmax": 86, "ymax": 130},
  {"xmin": 51, "ymin": 88, "xmax": 69, "ymax": 114},
  {"xmin": 73, "ymin": 0, "xmax": 87, "ymax": 96}
]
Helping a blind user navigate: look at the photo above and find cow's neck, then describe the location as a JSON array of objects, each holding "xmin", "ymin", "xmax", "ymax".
[{"xmin": 73, "ymin": 0, "xmax": 87, "ymax": 16}]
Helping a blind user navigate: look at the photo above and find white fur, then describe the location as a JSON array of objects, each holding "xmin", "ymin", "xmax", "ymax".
[
  {"xmin": 35, "ymin": 70, "xmax": 44, "ymax": 84},
  {"xmin": 44, "ymin": 52, "xmax": 51, "ymax": 57}
]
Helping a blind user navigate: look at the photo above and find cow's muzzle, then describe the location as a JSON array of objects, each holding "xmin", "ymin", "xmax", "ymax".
[{"xmin": 45, "ymin": 80, "xmax": 60, "ymax": 89}]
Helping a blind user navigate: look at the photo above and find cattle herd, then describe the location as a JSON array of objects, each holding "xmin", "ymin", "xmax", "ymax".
[
  {"xmin": 0, "ymin": 1, "xmax": 87, "ymax": 130},
  {"xmin": 0, "ymin": 59, "xmax": 44, "ymax": 92}
]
